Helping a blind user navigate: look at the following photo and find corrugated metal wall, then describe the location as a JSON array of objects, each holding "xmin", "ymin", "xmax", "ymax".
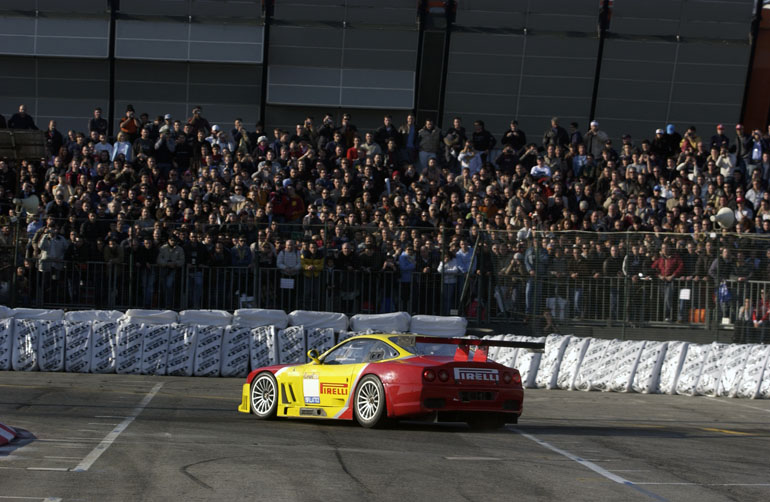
[
  {"xmin": 0, "ymin": 0, "xmax": 263, "ymax": 133},
  {"xmin": 0, "ymin": 0, "xmax": 757, "ymax": 140}
]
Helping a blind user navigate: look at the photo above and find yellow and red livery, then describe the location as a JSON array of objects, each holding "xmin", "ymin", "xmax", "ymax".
[{"xmin": 238, "ymin": 333, "xmax": 543, "ymax": 428}]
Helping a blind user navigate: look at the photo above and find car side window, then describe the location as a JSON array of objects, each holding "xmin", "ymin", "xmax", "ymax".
[
  {"xmin": 365, "ymin": 341, "xmax": 400, "ymax": 362},
  {"xmin": 323, "ymin": 339, "xmax": 376, "ymax": 365}
]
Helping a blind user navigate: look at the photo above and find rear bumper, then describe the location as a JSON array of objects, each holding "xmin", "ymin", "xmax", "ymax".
[
  {"xmin": 419, "ymin": 387, "xmax": 523, "ymax": 416},
  {"xmin": 237, "ymin": 383, "xmax": 250, "ymax": 414}
]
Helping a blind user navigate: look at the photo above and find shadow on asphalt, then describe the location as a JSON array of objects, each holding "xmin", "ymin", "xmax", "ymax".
[{"xmin": 0, "ymin": 428, "xmax": 36, "ymax": 457}]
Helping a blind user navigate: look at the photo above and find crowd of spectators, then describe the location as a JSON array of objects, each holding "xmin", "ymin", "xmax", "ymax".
[{"xmin": 1, "ymin": 103, "xmax": 770, "ymax": 335}]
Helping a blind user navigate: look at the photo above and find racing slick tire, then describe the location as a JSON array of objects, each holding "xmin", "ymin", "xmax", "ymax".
[
  {"xmin": 353, "ymin": 375, "xmax": 389, "ymax": 428},
  {"xmin": 250, "ymin": 372, "xmax": 278, "ymax": 420}
]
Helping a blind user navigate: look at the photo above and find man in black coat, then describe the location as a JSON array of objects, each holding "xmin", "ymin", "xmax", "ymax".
[
  {"xmin": 542, "ymin": 117, "xmax": 568, "ymax": 149},
  {"xmin": 8, "ymin": 104, "xmax": 37, "ymax": 130}
]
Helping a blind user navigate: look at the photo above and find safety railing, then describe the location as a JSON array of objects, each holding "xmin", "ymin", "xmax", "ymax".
[{"xmin": 7, "ymin": 224, "xmax": 770, "ymax": 339}]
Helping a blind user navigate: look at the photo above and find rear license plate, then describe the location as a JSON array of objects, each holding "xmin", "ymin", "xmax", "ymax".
[{"xmin": 459, "ymin": 391, "xmax": 496, "ymax": 402}]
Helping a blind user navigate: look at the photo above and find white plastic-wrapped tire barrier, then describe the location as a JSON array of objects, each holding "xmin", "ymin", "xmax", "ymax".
[
  {"xmin": 574, "ymin": 338, "xmax": 613, "ymax": 392},
  {"xmin": 675, "ymin": 344, "xmax": 710, "ymax": 396},
  {"xmin": 658, "ymin": 341, "xmax": 689, "ymax": 395},
  {"xmin": 695, "ymin": 343, "xmax": 729, "ymax": 397},
  {"xmin": 515, "ymin": 336, "xmax": 544, "ymax": 389},
  {"xmin": 250, "ymin": 325, "xmax": 277, "ymax": 369},
  {"xmin": 277, "ymin": 326, "xmax": 306, "ymax": 365},
  {"xmin": 306, "ymin": 327, "xmax": 335, "ymax": 355},
  {"xmin": 717, "ymin": 344, "xmax": 752, "ymax": 398},
  {"xmin": 64, "ymin": 321, "xmax": 92, "ymax": 373},
  {"xmin": 38, "ymin": 320, "xmax": 66, "ymax": 372},
  {"xmin": 490, "ymin": 334, "xmax": 522, "ymax": 368},
  {"xmin": 609, "ymin": 340, "xmax": 647, "ymax": 393},
  {"xmin": 0, "ymin": 317, "xmax": 13, "ymax": 370},
  {"xmin": 556, "ymin": 337, "xmax": 591, "ymax": 391},
  {"xmin": 193, "ymin": 325, "xmax": 224, "ymax": 377},
  {"xmin": 735, "ymin": 345, "xmax": 770, "ymax": 399},
  {"xmin": 233, "ymin": 309, "xmax": 288, "ymax": 329},
  {"xmin": 758, "ymin": 354, "xmax": 770, "ymax": 400},
  {"xmin": 349, "ymin": 312, "xmax": 410, "ymax": 333},
  {"xmin": 141, "ymin": 324, "xmax": 170, "ymax": 375},
  {"xmin": 631, "ymin": 341, "xmax": 668, "ymax": 394},
  {"xmin": 90, "ymin": 320, "xmax": 119, "ymax": 374},
  {"xmin": 536, "ymin": 334, "xmax": 571, "ymax": 390},
  {"xmin": 220, "ymin": 326, "xmax": 251, "ymax": 378},
  {"xmin": 116, "ymin": 322, "xmax": 144, "ymax": 375},
  {"xmin": 12, "ymin": 319, "xmax": 40, "ymax": 371},
  {"xmin": 166, "ymin": 324, "xmax": 197, "ymax": 377},
  {"xmin": 591, "ymin": 339, "xmax": 625, "ymax": 393}
]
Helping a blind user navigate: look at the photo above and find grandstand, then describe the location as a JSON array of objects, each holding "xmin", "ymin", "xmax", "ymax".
[{"xmin": 0, "ymin": 0, "xmax": 768, "ymax": 343}]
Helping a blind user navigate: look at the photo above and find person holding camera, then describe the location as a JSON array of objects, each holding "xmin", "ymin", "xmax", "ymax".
[
  {"xmin": 119, "ymin": 105, "xmax": 141, "ymax": 142},
  {"xmin": 37, "ymin": 224, "xmax": 68, "ymax": 303}
]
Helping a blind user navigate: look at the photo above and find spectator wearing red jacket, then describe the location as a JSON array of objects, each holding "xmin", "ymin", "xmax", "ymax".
[
  {"xmin": 651, "ymin": 243, "xmax": 684, "ymax": 322},
  {"xmin": 752, "ymin": 289, "xmax": 770, "ymax": 343},
  {"xmin": 284, "ymin": 185, "xmax": 306, "ymax": 224}
]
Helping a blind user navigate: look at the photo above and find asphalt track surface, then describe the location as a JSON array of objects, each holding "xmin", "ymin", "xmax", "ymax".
[{"xmin": 1, "ymin": 372, "xmax": 769, "ymax": 502}]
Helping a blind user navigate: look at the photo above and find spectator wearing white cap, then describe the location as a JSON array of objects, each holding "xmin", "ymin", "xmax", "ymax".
[
  {"xmin": 206, "ymin": 124, "xmax": 235, "ymax": 152},
  {"xmin": 158, "ymin": 113, "xmax": 173, "ymax": 136},
  {"xmin": 651, "ymin": 128, "xmax": 667, "ymax": 157},
  {"xmin": 584, "ymin": 120, "xmax": 608, "ymax": 158}
]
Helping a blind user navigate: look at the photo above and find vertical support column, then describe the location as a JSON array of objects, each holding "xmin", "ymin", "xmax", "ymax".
[
  {"xmin": 740, "ymin": 0, "xmax": 766, "ymax": 126},
  {"xmin": 588, "ymin": 0, "xmax": 610, "ymax": 122},
  {"xmin": 414, "ymin": 0, "xmax": 455, "ymax": 125},
  {"xmin": 107, "ymin": 0, "xmax": 118, "ymax": 138},
  {"xmin": 259, "ymin": 0, "xmax": 274, "ymax": 128}
]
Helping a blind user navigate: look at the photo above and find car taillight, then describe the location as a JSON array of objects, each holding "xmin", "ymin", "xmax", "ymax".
[
  {"xmin": 438, "ymin": 369, "xmax": 449, "ymax": 382},
  {"xmin": 423, "ymin": 369, "xmax": 436, "ymax": 382},
  {"xmin": 511, "ymin": 372, "xmax": 522, "ymax": 385},
  {"xmin": 503, "ymin": 372, "xmax": 512, "ymax": 384}
]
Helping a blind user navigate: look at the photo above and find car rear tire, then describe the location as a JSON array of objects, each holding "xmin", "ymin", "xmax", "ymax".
[
  {"xmin": 353, "ymin": 375, "xmax": 388, "ymax": 428},
  {"xmin": 250, "ymin": 372, "xmax": 278, "ymax": 420}
]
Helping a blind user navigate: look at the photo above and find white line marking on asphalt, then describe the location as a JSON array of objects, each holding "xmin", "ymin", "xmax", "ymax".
[
  {"xmin": 510, "ymin": 428, "xmax": 670, "ymax": 502},
  {"xmin": 0, "ymin": 497, "xmax": 62, "ymax": 501},
  {"xmin": 633, "ymin": 482, "xmax": 770, "ymax": 486},
  {"xmin": 26, "ymin": 467, "xmax": 69, "ymax": 471},
  {"xmin": 704, "ymin": 396, "xmax": 770, "ymax": 414},
  {"xmin": 38, "ymin": 438, "xmax": 103, "ymax": 442},
  {"xmin": 445, "ymin": 456, "xmax": 501, "ymax": 461},
  {"xmin": 72, "ymin": 382, "xmax": 163, "ymax": 473},
  {"xmin": 511, "ymin": 428, "xmax": 629, "ymax": 483}
]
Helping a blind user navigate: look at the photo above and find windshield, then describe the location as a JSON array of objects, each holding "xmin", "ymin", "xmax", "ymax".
[{"xmin": 389, "ymin": 336, "xmax": 457, "ymax": 357}]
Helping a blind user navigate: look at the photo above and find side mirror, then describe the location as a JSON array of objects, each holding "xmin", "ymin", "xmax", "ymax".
[{"xmin": 307, "ymin": 349, "xmax": 320, "ymax": 364}]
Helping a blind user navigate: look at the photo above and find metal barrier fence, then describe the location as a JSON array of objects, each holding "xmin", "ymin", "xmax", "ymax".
[{"xmin": 4, "ymin": 220, "xmax": 770, "ymax": 337}]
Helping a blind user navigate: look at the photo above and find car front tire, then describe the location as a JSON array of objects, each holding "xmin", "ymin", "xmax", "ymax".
[
  {"xmin": 353, "ymin": 375, "xmax": 388, "ymax": 428},
  {"xmin": 250, "ymin": 372, "xmax": 278, "ymax": 419}
]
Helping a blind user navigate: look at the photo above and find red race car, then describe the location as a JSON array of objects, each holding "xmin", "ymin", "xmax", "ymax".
[{"xmin": 238, "ymin": 333, "xmax": 544, "ymax": 429}]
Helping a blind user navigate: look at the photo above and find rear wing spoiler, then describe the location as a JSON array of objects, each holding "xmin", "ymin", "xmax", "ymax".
[{"xmin": 395, "ymin": 335, "xmax": 545, "ymax": 363}]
